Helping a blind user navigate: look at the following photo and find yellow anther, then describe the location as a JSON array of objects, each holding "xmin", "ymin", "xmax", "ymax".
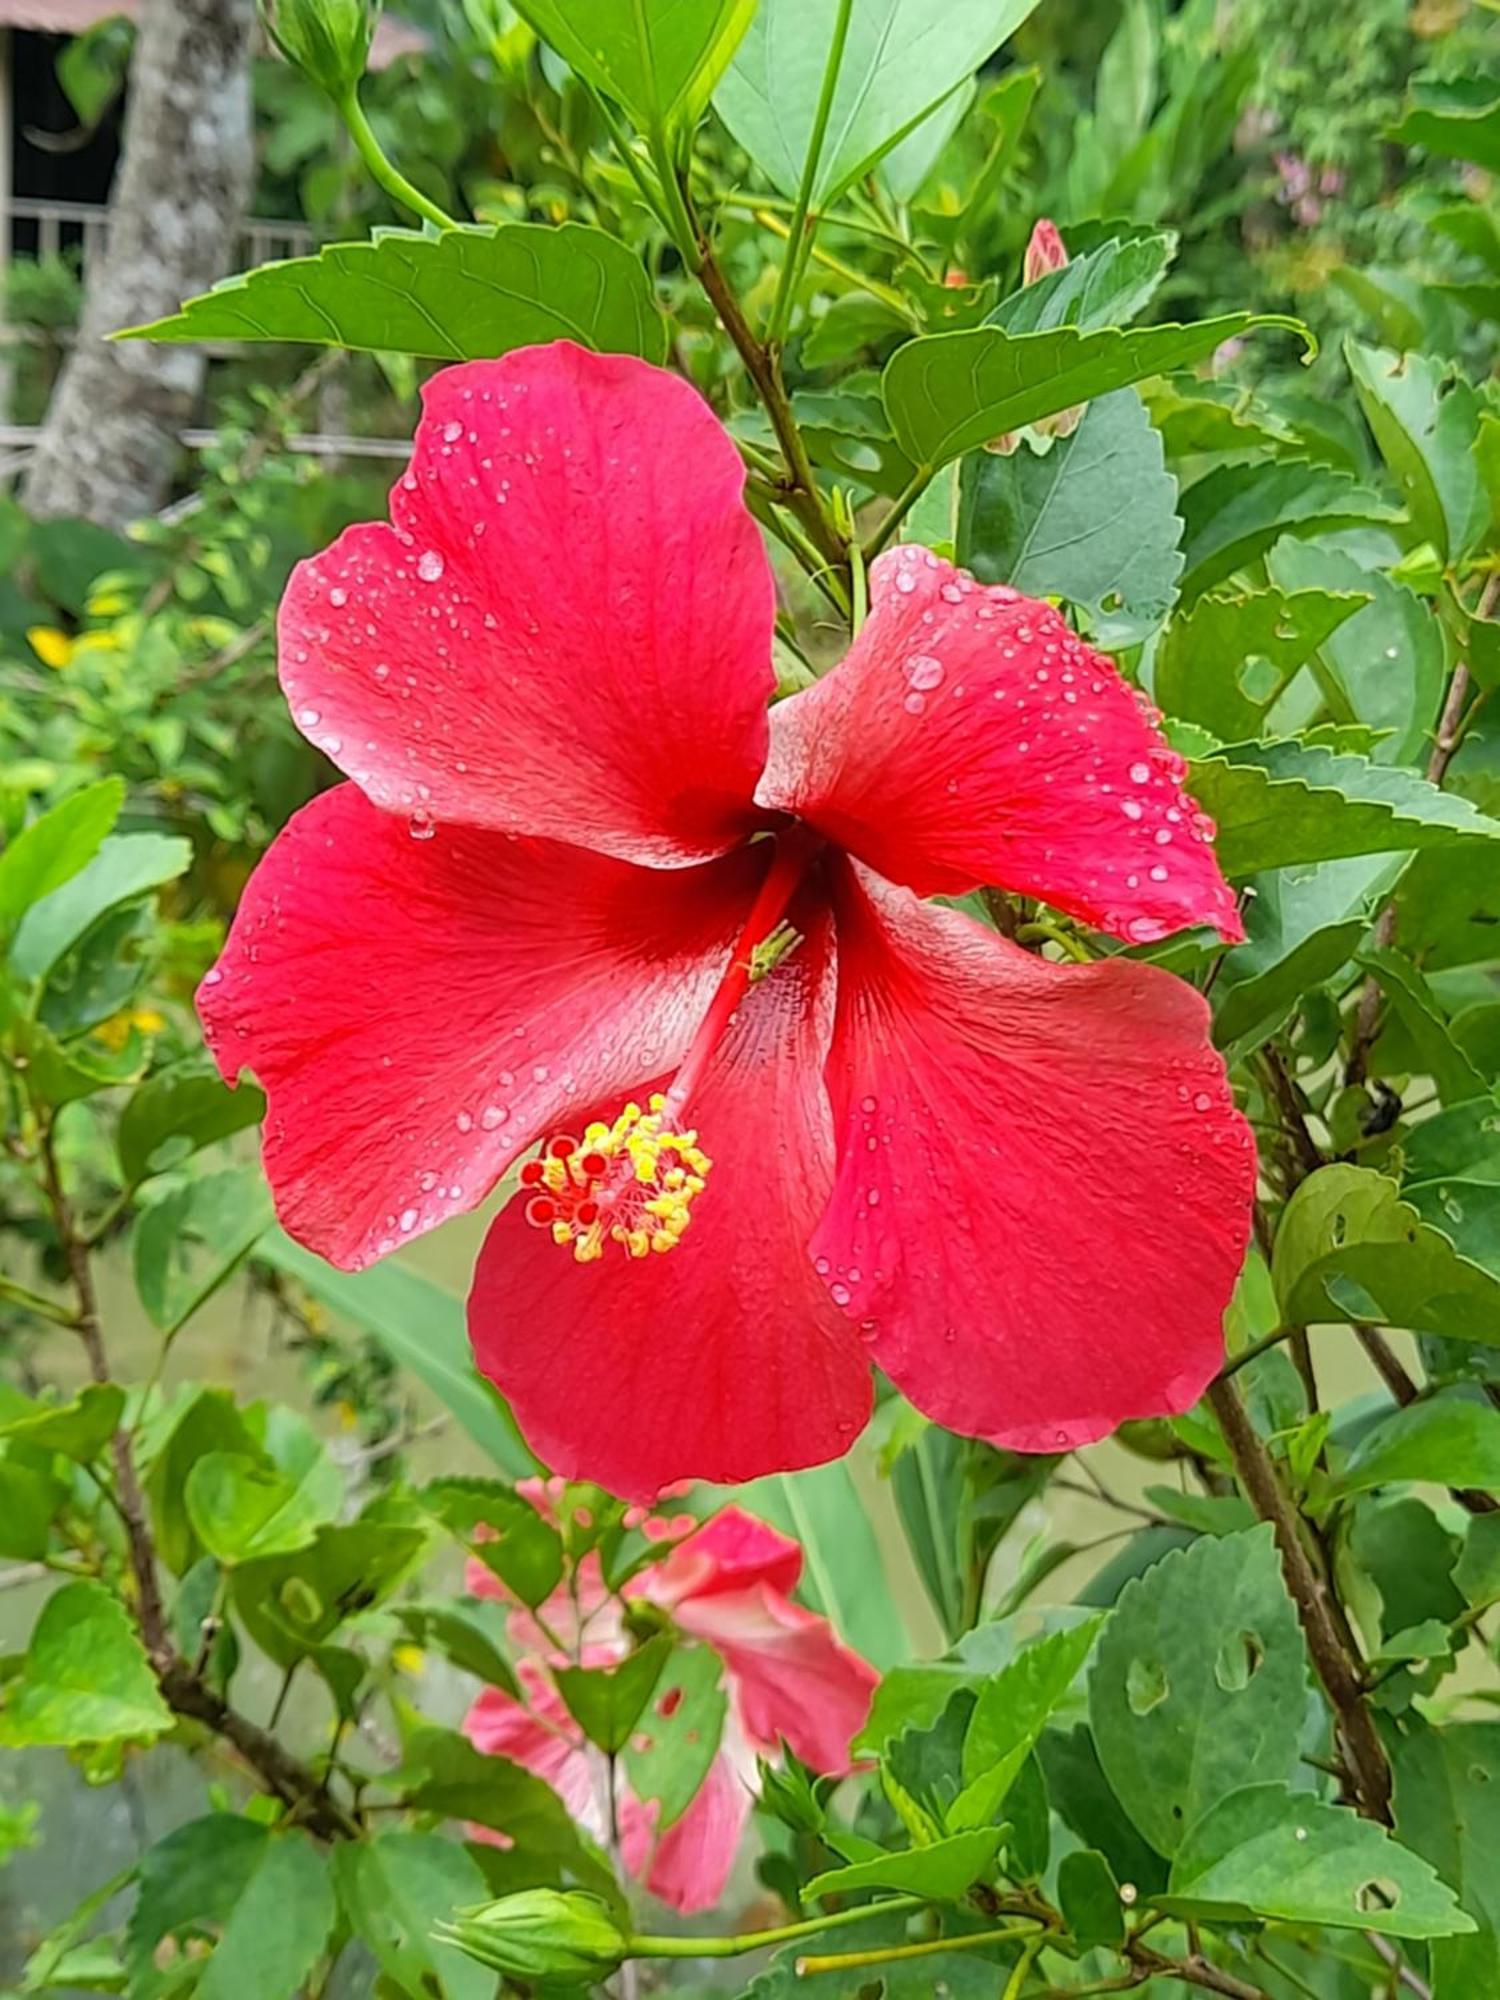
[{"xmin": 524, "ymin": 1100, "xmax": 712, "ymax": 1264}]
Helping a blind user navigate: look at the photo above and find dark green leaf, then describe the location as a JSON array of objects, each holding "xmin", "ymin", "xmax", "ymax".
[
  {"xmin": 118, "ymin": 1058, "xmax": 265, "ymax": 1187},
  {"xmin": 1155, "ymin": 584, "xmax": 1369, "ymax": 744},
  {"xmin": 1346, "ymin": 340, "xmax": 1484, "ymax": 562},
  {"xmin": 989, "ymin": 232, "xmax": 1176, "ymax": 335},
  {"xmin": 554, "ymin": 1634, "xmax": 674, "ymax": 1754},
  {"xmin": 389, "ymin": 1600, "xmax": 520, "ymax": 1694},
  {"xmin": 234, "ymin": 1521, "xmax": 429, "ymax": 1666},
  {"xmin": 330, "ymin": 1831, "xmax": 493, "ymax": 2000},
  {"xmin": 950, "ymin": 1619, "xmax": 1103, "ymax": 1830},
  {"xmin": 1394, "ymin": 1720, "xmax": 1500, "ymax": 1993},
  {"xmin": 127, "ymin": 224, "xmax": 666, "ymax": 363},
  {"xmin": 1389, "ymin": 75, "xmax": 1500, "ymax": 171},
  {"xmin": 10, "ymin": 833, "xmax": 191, "ymax": 983},
  {"xmin": 1330, "ymin": 1397, "xmax": 1500, "ymax": 1499},
  {"xmin": 421, "ymin": 1477, "xmax": 564, "ymax": 1609},
  {"xmin": 1357, "ymin": 946, "xmax": 1485, "ymax": 1105},
  {"xmin": 622, "ymin": 1642, "xmax": 726, "ymax": 1830},
  {"xmin": 1057, "ymin": 1848, "xmax": 1124, "ymax": 1948},
  {"xmin": 1178, "ymin": 460, "xmax": 1401, "ymax": 600},
  {"xmin": 133, "ymin": 1169, "xmax": 273, "ymax": 1334}
]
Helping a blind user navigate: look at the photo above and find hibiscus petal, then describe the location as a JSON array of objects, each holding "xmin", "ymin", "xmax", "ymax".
[
  {"xmin": 759, "ymin": 546, "xmax": 1243, "ymax": 944},
  {"xmin": 463, "ymin": 1667, "xmax": 600, "ymax": 1832},
  {"xmin": 676, "ymin": 1586, "xmax": 877, "ymax": 1773},
  {"xmin": 648, "ymin": 1507, "xmax": 803, "ymax": 1608},
  {"xmin": 199, "ymin": 783, "xmax": 765, "ymax": 1269},
  {"xmin": 281, "ymin": 343, "xmax": 775, "ymax": 867},
  {"xmin": 468, "ymin": 898, "xmax": 871, "ymax": 1500},
  {"xmin": 620, "ymin": 1753, "xmax": 751, "ymax": 1914},
  {"xmin": 814, "ymin": 861, "xmax": 1255, "ymax": 1452}
]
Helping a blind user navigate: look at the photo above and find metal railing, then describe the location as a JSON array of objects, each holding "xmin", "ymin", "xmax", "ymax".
[{"xmin": 4, "ymin": 198, "xmax": 316, "ymax": 275}]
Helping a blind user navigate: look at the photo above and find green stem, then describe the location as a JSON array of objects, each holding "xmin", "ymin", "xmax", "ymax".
[
  {"xmin": 335, "ymin": 87, "xmax": 456, "ymax": 230},
  {"xmin": 648, "ymin": 128, "xmax": 703, "ymax": 271},
  {"xmin": 629, "ymin": 1894, "xmax": 926, "ymax": 1960},
  {"xmin": 767, "ymin": 0, "xmax": 856, "ymax": 345},
  {"xmin": 795, "ymin": 1919, "xmax": 1044, "ymax": 1977},
  {"xmin": 0, "ymin": 1270, "xmax": 79, "ymax": 1328},
  {"xmin": 1215, "ymin": 1324, "xmax": 1299, "ymax": 1380},
  {"xmin": 1016, "ymin": 920, "xmax": 1095, "ymax": 963},
  {"xmin": 864, "ymin": 464, "xmax": 934, "ymax": 560}
]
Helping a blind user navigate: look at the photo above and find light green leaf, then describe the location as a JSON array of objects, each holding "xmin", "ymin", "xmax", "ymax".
[
  {"xmin": 517, "ymin": 0, "xmax": 753, "ymax": 132},
  {"xmin": 805, "ymin": 1827, "xmax": 1006, "ymax": 1903},
  {"xmin": 0, "ymin": 1581, "xmax": 171, "ymax": 1747},
  {"xmin": 1162, "ymin": 1783, "xmax": 1473, "ymax": 1938},
  {"xmin": 0, "ymin": 1382, "xmax": 125, "ymax": 1462},
  {"xmin": 884, "ymin": 315, "xmax": 1301, "ymax": 476},
  {"xmin": 233, "ymin": 1521, "xmax": 429, "ymax": 1666},
  {"xmin": 1187, "ymin": 738, "xmax": 1500, "ymax": 878},
  {"xmin": 950, "ymin": 1618, "xmax": 1103, "ymax": 1831},
  {"xmin": 1346, "ymin": 340, "xmax": 1484, "ymax": 563},
  {"xmin": 10, "ymin": 832, "xmax": 191, "ymax": 983},
  {"xmin": 1273, "ymin": 1164, "xmax": 1500, "ymax": 1345},
  {"xmin": 1155, "ymin": 584, "xmax": 1369, "ymax": 743},
  {"xmin": 0, "ymin": 779, "xmax": 122, "ymax": 936},
  {"xmin": 1330, "ymin": 1397, "xmax": 1500, "ymax": 1500},
  {"xmin": 331, "ymin": 1832, "xmax": 493, "ymax": 2000},
  {"xmin": 716, "ymin": 0, "xmax": 1042, "ymax": 208},
  {"xmin": 1178, "ymin": 460, "xmax": 1401, "ymax": 600},
  {"xmin": 1389, "ymin": 75, "xmax": 1500, "ymax": 174},
  {"xmin": 118, "ymin": 1058, "xmax": 265, "ymax": 1187},
  {"xmin": 254, "ymin": 1226, "xmax": 537, "ymax": 1476},
  {"xmin": 185, "ymin": 1444, "xmax": 341, "ymax": 1564},
  {"xmin": 126, "ymin": 224, "xmax": 666, "ymax": 363},
  {"xmin": 988, "ymin": 231, "xmax": 1176, "ymax": 336},
  {"xmin": 1089, "ymin": 1526, "xmax": 1306, "ymax": 1857},
  {"xmin": 554, "ymin": 1634, "xmax": 674, "ymax": 1754},
  {"xmin": 622, "ymin": 1642, "xmax": 726, "ymax": 1830},
  {"xmin": 0, "ymin": 1457, "xmax": 66, "ymax": 1559},
  {"xmin": 958, "ymin": 389, "xmax": 1182, "ymax": 646},
  {"xmin": 133, "ymin": 1168, "xmax": 274, "ymax": 1334}
]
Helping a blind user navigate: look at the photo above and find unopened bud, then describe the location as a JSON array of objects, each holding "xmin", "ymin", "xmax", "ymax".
[
  {"xmin": 1023, "ymin": 217, "xmax": 1069, "ymax": 287},
  {"xmin": 260, "ymin": 0, "xmax": 379, "ymax": 96},
  {"xmin": 436, "ymin": 1890, "xmax": 628, "ymax": 1985}
]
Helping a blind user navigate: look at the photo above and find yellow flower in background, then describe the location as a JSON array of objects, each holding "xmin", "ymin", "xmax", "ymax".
[
  {"xmin": 391, "ymin": 1644, "xmax": 427, "ymax": 1677},
  {"xmin": 96, "ymin": 1006, "xmax": 167, "ymax": 1051},
  {"xmin": 27, "ymin": 626, "xmax": 74, "ymax": 670}
]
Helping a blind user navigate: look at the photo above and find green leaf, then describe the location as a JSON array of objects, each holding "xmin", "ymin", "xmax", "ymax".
[
  {"xmin": 0, "ymin": 1457, "xmax": 66, "ymax": 1559},
  {"xmin": 1346, "ymin": 340, "xmax": 1484, "ymax": 563},
  {"xmin": 516, "ymin": 0, "xmax": 753, "ymax": 133},
  {"xmin": 884, "ymin": 315, "xmax": 1301, "ymax": 476},
  {"xmin": 1057, "ymin": 1848, "xmax": 1124, "ymax": 1949},
  {"xmin": 126, "ymin": 223, "xmax": 666, "ymax": 363},
  {"xmin": 254, "ymin": 1225, "xmax": 537, "ymax": 1476},
  {"xmin": 133, "ymin": 1168, "xmax": 273, "ymax": 1335},
  {"xmin": 1265, "ymin": 540, "xmax": 1444, "ymax": 767},
  {"xmin": 0, "ymin": 779, "xmax": 122, "ymax": 936},
  {"xmin": 389, "ymin": 1600, "xmax": 520, "ymax": 1694},
  {"xmin": 1187, "ymin": 738, "xmax": 1500, "ymax": 878},
  {"xmin": 950, "ymin": 1619, "xmax": 1103, "ymax": 1831},
  {"xmin": 1394, "ymin": 1721, "xmax": 1500, "ymax": 1993},
  {"xmin": 1356, "ymin": 946, "xmax": 1485, "ymax": 1105},
  {"xmin": 1455, "ymin": 1514, "xmax": 1500, "ymax": 1608},
  {"xmin": 331, "ymin": 1833, "xmax": 493, "ymax": 2000},
  {"xmin": 126, "ymin": 1816, "xmax": 269, "ymax": 1995},
  {"xmin": 622, "ymin": 1642, "xmax": 726, "ymax": 1830},
  {"xmin": 1178, "ymin": 460, "xmax": 1401, "ymax": 600},
  {"xmin": 1274, "ymin": 1164, "xmax": 1500, "ymax": 1346},
  {"xmin": 421, "ymin": 1476, "xmax": 564, "ymax": 1608},
  {"xmin": 958, "ymin": 390, "xmax": 1181, "ymax": 647},
  {"xmin": 1162, "ymin": 1783, "xmax": 1473, "ymax": 1938},
  {"xmin": 716, "ymin": 0, "xmax": 1043, "ymax": 208},
  {"xmin": 1390, "ymin": 75, "xmax": 1500, "ymax": 173},
  {"xmin": 989, "ymin": 231, "xmax": 1176, "ymax": 336},
  {"xmin": 196, "ymin": 1831, "xmax": 334, "ymax": 2000},
  {"xmin": 805, "ymin": 1827, "xmax": 1006, "ymax": 1903},
  {"xmin": 10, "ymin": 832, "xmax": 191, "ymax": 984},
  {"xmin": 0, "ymin": 1581, "xmax": 171, "ymax": 1747},
  {"xmin": 185, "ymin": 1443, "xmax": 342, "ymax": 1564},
  {"xmin": 0, "ymin": 1382, "xmax": 124, "ymax": 1461},
  {"xmin": 143, "ymin": 1387, "xmax": 260, "ymax": 1575},
  {"xmin": 554, "ymin": 1634, "xmax": 674, "ymax": 1754},
  {"xmin": 1155, "ymin": 584, "xmax": 1369, "ymax": 744},
  {"xmin": 118, "ymin": 1058, "xmax": 265, "ymax": 1187},
  {"xmin": 234, "ymin": 1521, "xmax": 429, "ymax": 1666},
  {"xmin": 1088, "ymin": 1526, "xmax": 1306, "ymax": 1857},
  {"xmin": 1330, "ymin": 1397, "xmax": 1500, "ymax": 1500}
]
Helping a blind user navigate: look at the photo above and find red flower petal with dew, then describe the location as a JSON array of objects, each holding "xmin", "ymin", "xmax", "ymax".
[
  {"xmin": 759, "ymin": 547, "xmax": 1242, "ymax": 945},
  {"xmin": 675, "ymin": 1586, "xmax": 877, "ymax": 1771},
  {"xmin": 199, "ymin": 784, "xmax": 767, "ymax": 1269},
  {"xmin": 812, "ymin": 860, "xmax": 1255, "ymax": 1451},
  {"xmin": 281, "ymin": 344, "xmax": 775, "ymax": 866},
  {"xmin": 468, "ymin": 896, "xmax": 871, "ymax": 1500}
]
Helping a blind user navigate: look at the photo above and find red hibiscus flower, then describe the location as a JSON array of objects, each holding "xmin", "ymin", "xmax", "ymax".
[
  {"xmin": 201, "ymin": 340, "xmax": 1255, "ymax": 1500},
  {"xmin": 463, "ymin": 1498, "xmax": 877, "ymax": 1913}
]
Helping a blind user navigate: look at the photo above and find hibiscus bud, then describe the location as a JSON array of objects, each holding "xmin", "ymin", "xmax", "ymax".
[
  {"xmin": 436, "ymin": 1890, "xmax": 629, "ymax": 1984},
  {"xmin": 260, "ymin": 0, "xmax": 379, "ymax": 96},
  {"xmin": 1023, "ymin": 217, "xmax": 1069, "ymax": 287}
]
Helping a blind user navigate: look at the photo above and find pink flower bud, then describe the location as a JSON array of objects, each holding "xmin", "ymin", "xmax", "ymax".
[{"xmin": 1023, "ymin": 217, "xmax": 1068, "ymax": 287}]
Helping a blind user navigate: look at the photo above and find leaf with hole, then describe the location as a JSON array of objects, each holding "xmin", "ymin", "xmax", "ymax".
[{"xmin": 621, "ymin": 1642, "xmax": 727, "ymax": 1831}]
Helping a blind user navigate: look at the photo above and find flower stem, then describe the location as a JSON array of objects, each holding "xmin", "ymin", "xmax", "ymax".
[
  {"xmin": 766, "ymin": 0, "xmax": 855, "ymax": 346},
  {"xmin": 628, "ymin": 1894, "xmax": 927, "ymax": 1960},
  {"xmin": 335, "ymin": 87, "xmax": 456, "ymax": 231},
  {"xmin": 795, "ymin": 1918, "xmax": 1044, "ymax": 1977}
]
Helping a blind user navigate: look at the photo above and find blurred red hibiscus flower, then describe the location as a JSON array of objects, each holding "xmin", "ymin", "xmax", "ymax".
[{"xmin": 201, "ymin": 340, "xmax": 1255, "ymax": 1499}]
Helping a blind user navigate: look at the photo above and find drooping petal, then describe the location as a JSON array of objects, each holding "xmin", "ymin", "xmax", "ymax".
[
  {"xmin": 813, "ymin": 861, "xmax": 1255, "ymax": 1452},
  {"xmin": 620, "ymin": 1754, "xmax": 752, "ymax": 1914},
  {"xmin": 646, "ymin": 1507, "xmax": 803, "ymax": 1609},
  {"xmin": 463, "ymin": 1667, "xmax": 600, "ymax": 1834},
  {"xmin": 676, "ymin": 1586, "xmax": 878, "ymax": 1772},
  {"xmin": 758, "ymin": 547, "xmax": 1242, "ymax": 944},
  {"xmin": 280, "ymin": 343, "xmax": 775, "ymax": 867},
  {"xmin": 199, "ymin": 783, "xmax": 765, "ymax": 1269},
  {"xmin": 468, "ymin": 897, "xmax": 871, "ymax": 1500}
]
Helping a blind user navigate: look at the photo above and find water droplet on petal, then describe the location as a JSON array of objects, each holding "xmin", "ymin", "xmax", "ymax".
[
  {"xmin": 1129, "ymin": 761, "xmax": 1151, "ymax": 784},
  {"xmin": 905, "ymin": 653, "xmax": 945, "ymax": 691},
  {"xmin": 416, "ymin": 549, "xmax": 445, "ymax": 582}
]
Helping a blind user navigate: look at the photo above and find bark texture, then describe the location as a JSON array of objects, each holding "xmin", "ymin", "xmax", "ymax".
[{"xmin": 23, "ymin": 0, "xmax": 256, "ymax": 528}]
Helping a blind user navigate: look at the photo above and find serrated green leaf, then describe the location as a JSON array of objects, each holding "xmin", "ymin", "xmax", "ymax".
[
  {"xmin": 1189, "ymin": 738, "xmax": 1500, "ymax": 878},
  {"xmin": 1346, "ymin": 339, "xmax": 1485, "ymax": 562},
  {"xmin": 1357, "ymin": 946, "xmax": 1485, "ymax": 1104},
  {"xmin": 330, "ymin": 1832, "xmax": 492, "ymax": 2000},
  {"xmin": 805, "ymin": 1827, "xmax": 1005, "ymax": 1903},
  {"xmin": 196, "ymin": 1832, "xmax": 334, "ymax": 2000},
  {"xmin": 1273, "ymin": 1164, "xmax": 1500, "ymax": 1344},
  {"xmin": 0, "ymin": 1581, "xmax": 171, "ymax": 1747},
  {"xmin": 988, "ymin": 231, "xmax": 1176, "ymax": 335},
  {"xmin": 1330, "ymin": 1396, "xmax": 1500, "ymax": 1499},
  {"xmin": 884, "ymin": 315, "xmax": 1302, "ymax": 476},
  {"xmin": 554, "ymin": 1635, "xmax": 673, "ymax": 1755},
  {"xmin": 1155, "ymin": 584, "xmax": 1369, "ymax": 743},
  {"xmin": 1161, "ymin": 1782, "xmax": 1473, "ymax": 1938},
  {"xmin": 125, "ymin": 223, "xmax": 666, "ymax": 362},
  {"xmin": 0, "ymin": 779, "xmax": 122, "ymax": 935},
  {"xmin": 1178, "ymin": 460, "xmax": 1401, "ymax": 600},
  {"xmin": 1089, "ymin": 1526, "xmax": 1306, "ymax": 1857},
  {"xmin": 958, "ymin": 389, "xmax": 1181, "ymax": 646},
  {"xmin": 515, "ymin": 0, "xmax": 753, "ymax": 132},
  {"xmin": 717, "ymin": 0, "xmax": 1042, "ymax": 208},
  {"xmin": 950, "ymin": 1619, "xmax": 1103, "ymax": 1831}
]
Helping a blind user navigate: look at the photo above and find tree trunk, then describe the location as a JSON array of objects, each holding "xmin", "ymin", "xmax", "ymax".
[{"xmin": 22, "ymin": 0, "xmax": 256, "ymax": 529}]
